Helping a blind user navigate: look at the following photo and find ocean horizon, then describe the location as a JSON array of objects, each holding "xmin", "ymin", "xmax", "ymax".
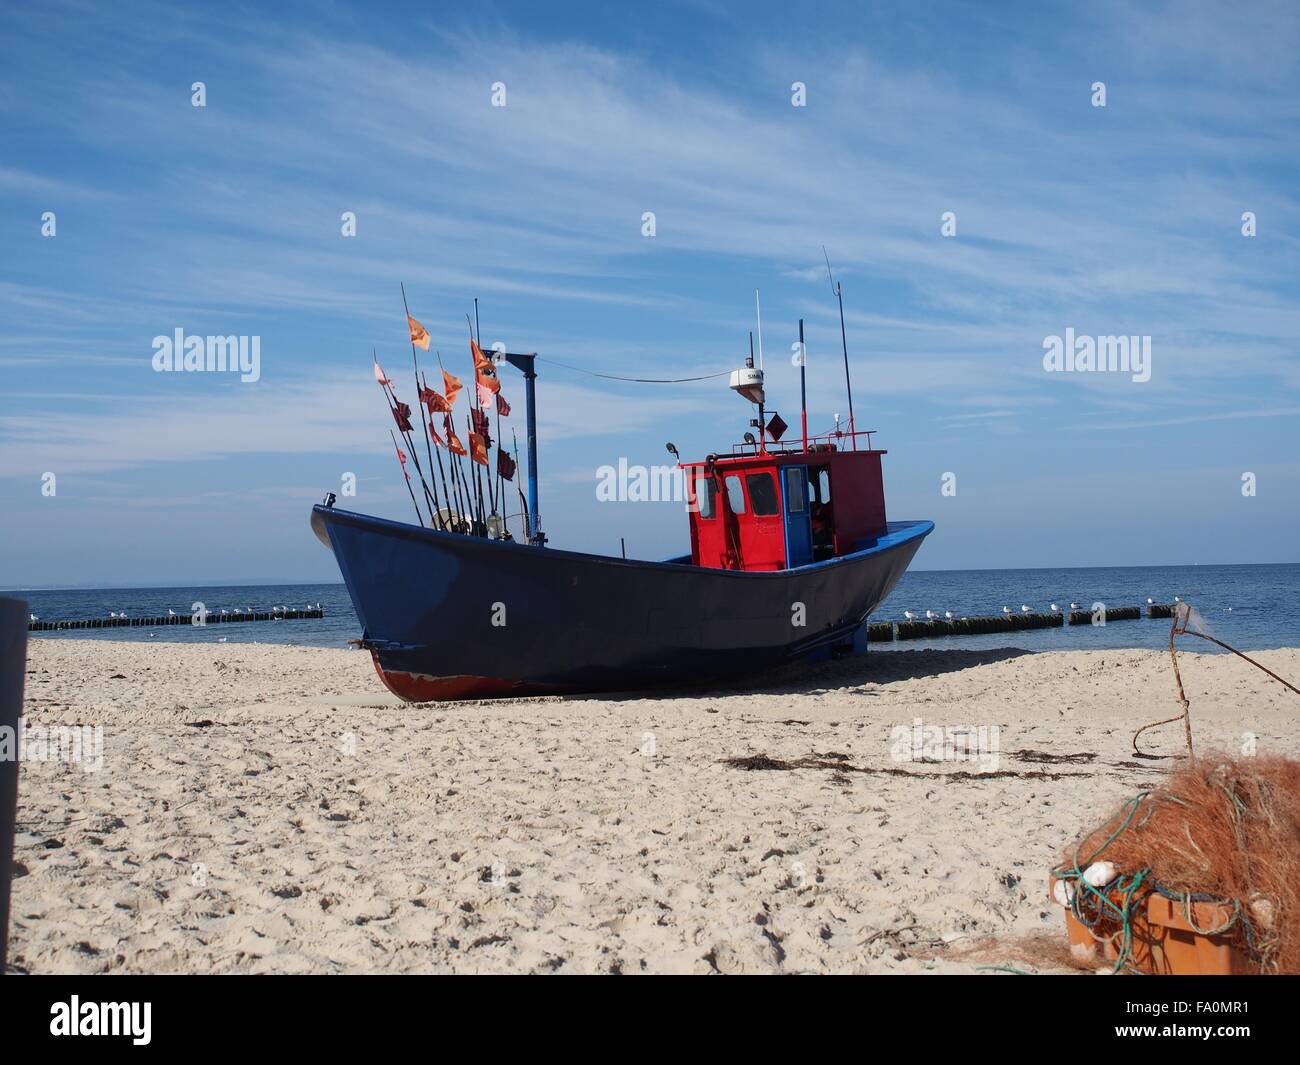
[{"xmin": 13, "ymin": 561, "xmax": 1299, "ymax": 654}]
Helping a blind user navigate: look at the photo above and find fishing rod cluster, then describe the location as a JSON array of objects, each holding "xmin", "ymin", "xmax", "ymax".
[{"xmin": 375, "ymin": 286, "xmax": 540, "ymax": 546}]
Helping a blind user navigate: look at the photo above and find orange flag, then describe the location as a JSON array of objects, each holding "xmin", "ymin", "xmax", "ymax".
[
  {"xmin": 443, "ymin": 415, "xmax": 467, "ymax": 457},
  {"xmin": 374, "ymin": 360, "xmax": 392, "ymax": 386},
  {"xmin": 407, "ymin": 315, "xmax": 430, "ymax": 351},
  {"xmin": 442, "ymin": 368, "xmax": 463, "ymax": 408},
  {"xmin": 470, "ymin": 333, "xmax": 500, "ymax": 397},
  {"xmin": 468, "ymin": 431, "xmax": 489, "ymax": 466},
  {"xmin": 419, "ymin": 382, "xmax": 449, "ymax": 414},
  {"xmin": 428, "ymin": 419, "xmax": 446, "ymax": 448}
]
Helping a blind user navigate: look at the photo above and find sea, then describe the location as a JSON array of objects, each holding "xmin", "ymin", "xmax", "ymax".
[{"xmin": 9, "ymin": 563, "xmax": 1299, "ymax": 654}]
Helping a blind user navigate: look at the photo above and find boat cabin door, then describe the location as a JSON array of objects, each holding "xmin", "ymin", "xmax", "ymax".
[{"xmin": 782, "ymin": 465, "xmax": 813, "ymax": 568}]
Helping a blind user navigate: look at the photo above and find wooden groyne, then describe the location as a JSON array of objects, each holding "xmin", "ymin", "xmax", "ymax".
[
  {"xmin": 875, "ymin": 604, "xmax": 1172, "ymax": 643},
  {"xmin": 28, "ymin": 607, "xmax": 324, "ymax": 632}
]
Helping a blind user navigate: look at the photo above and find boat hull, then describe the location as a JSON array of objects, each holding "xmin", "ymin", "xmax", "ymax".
[{"xmin": 312, "ymin": 505, "xmax": 933, "ymax": 701}]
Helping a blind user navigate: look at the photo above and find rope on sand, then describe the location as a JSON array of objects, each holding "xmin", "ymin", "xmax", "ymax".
[{"xmin": 1132, "ymin": 601, "xmax": 1300, "ymax": 759}]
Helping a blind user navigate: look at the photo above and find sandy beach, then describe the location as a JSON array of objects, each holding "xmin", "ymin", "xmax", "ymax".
[{"xmin": 9, "ymin": 638, "xmax": 1299, "ymax": 974}]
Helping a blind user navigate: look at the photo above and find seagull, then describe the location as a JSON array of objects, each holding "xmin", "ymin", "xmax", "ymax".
[
  {"xmin": 29, "ymin": 613, "xmax": 38, "ymax": 621},
  {"xmin": 109, "ymin": 611, "xmax": 117, "ymax": 618},
  {"xmin": 1002, "ymin": 606, "xmax": 1012, "ymax": 615},
  {"xmin": 1021, "ymin": 605, "xmax": 1032, "ymax": 613},
  {"xmin": 903, "ymin": 610, "xmax": 916, "ymax": 620},
  {"xmin": 220, "ymin": 609, "xmax": 228, "ymax": 615},
  {"xmin": 1050, "ymin": 603, "xmax": 1060, "ymax": 613},
  {"xmin": 1146, "ymin": 597, "xmax": 1154, "ymax": 605},
  {"xmin": 168, "ymin": 609, "xmax": 177, "ymax": 616},
  {"xmin": 925, "ymin": 610, "xmax": 937, "ymax": 620},
  {"xmin": 1070, "ymin": 602, "xmax": 1080, "ymax": 610},
  {"xmin": 944, "ymin": 611, "xmax": 954, "ymax": 620},
  {"xmin": 1174, "ymin": 596, "xmax": 1181, "ymax": 603}
]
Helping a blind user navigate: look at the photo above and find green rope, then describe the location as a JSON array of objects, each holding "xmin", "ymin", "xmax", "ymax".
[{"xmin": 1050, "ymin": 787, "xmax": 1251, "ymax": 973}]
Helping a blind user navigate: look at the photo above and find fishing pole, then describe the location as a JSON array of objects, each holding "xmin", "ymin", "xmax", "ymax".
[
  {"xmin": 389, "ymin": 429, "xmax": 425, "ymax": 527},
  {"xmin": 376, "ymin": 348, "xmax": 437, "ymax": 525},
  {"xmin": 401, "ymin": 285, "xmax": 446, "ymax": 527},
  {"xmin": 467, "ymin": 308, "xmax": 491, "ymax": 529},
  {"xmin": 823, "ymin": 247, "xmax": 857, "ymax": 449},
  {"xmin": 436, "ymin": 350, "xmax": 473, "ymax": 531},
  {"xmin": 420, "ymin": 368, "xmax": 456, "ymax": 530}
]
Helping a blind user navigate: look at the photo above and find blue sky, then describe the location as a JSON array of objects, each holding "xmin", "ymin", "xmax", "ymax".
[{"xmin": 1, "ymin": 0, "xmax": 1297, "ymax": 587}]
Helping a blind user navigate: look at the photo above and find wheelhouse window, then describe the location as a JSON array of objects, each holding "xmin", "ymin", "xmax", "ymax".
[
  {"xmin": 784, "ymin": 467, "xmax": 805, "ymax": 512},
  {"xmin": 814, "ymin": 468, "xmax": 831, "ymax": 504},
  {"xmin": 724, "ymin": 475, "xmax": 747, "ymax": 514},
  {"xmin": 693, "ymin": 475, "xmax": 717, "ymax": 518},
  {"xmin": 745, "ymin": 472, "xmax": 779, "ymax": 516}
]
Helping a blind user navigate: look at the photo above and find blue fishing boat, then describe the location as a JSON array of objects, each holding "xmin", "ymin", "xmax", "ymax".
[{"xmin": 313, "ymin": 314, "xmax": 933, "ymax": 700}]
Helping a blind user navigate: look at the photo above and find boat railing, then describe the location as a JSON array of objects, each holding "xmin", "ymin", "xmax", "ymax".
[{"xmin": 728, "ymin": 428, "xmax": 877, "ymax": 456}]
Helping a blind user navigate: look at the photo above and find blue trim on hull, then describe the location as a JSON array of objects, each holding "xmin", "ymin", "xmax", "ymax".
[{"xmin": 312, "ymin": 506, "xmax": 933, "ymax": 699}]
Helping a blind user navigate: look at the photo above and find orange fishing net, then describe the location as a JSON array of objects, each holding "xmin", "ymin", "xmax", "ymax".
[{"xmin": 1063, "ymin": 755, "xmax": 1300, "ymax": 973}]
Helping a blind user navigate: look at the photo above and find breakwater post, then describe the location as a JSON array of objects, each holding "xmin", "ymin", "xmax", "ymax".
[
  {"xmin": 28, "ymin": 606, "xmax": 325, "ymax": 632},
  {"xmin": 875, "ymin": 604, "xmax": 1172, "ymax": 643}
]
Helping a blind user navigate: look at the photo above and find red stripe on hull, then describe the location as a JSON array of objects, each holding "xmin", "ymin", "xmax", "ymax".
[{"xmin": 370, "ymin": 653, "xmax": 555, "ymax": 702}]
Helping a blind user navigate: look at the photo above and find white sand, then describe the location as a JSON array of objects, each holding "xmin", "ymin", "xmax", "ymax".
[{"xmin": 10, "ymin": 639, "xmax": 1299, "ymax": 973}]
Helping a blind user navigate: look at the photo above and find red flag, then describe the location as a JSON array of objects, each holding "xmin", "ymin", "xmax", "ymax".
[
  {"xmin": 419, "ymin": 383, "xmax": 450, "ymax": 414},
  {"xmin": 470, "ymin": 332, "xmax": 500, "ymax": 397},
  {"xmin": 497, "ymin": 447, "xmax": 516, "ymax": 481},
  {"xmin": 442, "ymin": 368, "xmax": 463, "ymax": 408},
  {"xmin": 407, "ymin": 315, "xmax": 431, "ymax": 351},
  {"xmin": 495, "ymin": 391, "xmax": 511, "ymax": 417},
  {"xmin": 469, "ymin": 431, "xmax": 489, "ymax": 466},
  {"xmin": 443, "ymin": 415, "xmax": 467, "ymax": 457},
  {"xmin": 428, "ymin": 419, "xmax": 446, "ymax": 448},
  {"xmin": 394, "ymin": 443, "xmax": 410, "ymax": 481},
  {"xmin": 391, "ymin": 399, "xmax": 414, "ymax": 434},
  {"xmin": 471, "ymin": 406, "xmax": 491, "ymax": 445},
  {"xmin": 374, "ymin": 360, "xmax": 392, "ymax": 386}
]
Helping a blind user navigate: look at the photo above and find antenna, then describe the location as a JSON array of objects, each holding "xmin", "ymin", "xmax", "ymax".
[
  {"xmin": 822, "ymin": 246, "xmax": 857, "ymax": 450},
  {"xmin": 754, "ymin": 289, "xmax": 765, "ymax": 371}
]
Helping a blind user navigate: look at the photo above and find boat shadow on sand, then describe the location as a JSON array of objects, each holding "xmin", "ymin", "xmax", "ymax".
[{"xmin": 561, "ymin": 646, "xmax": 1036, "ymax": 703}]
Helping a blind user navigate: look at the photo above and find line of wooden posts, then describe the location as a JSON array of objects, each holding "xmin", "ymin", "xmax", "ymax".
[
  {"xmin": 868, "ymin": 602, "xmax": 1173, "ymax": 643},
  {"xmin": 28, "ymin": 607, "xmax": 324, "ymax": 632}
]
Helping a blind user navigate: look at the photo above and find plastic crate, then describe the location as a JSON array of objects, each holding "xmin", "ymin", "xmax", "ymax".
[{"xmin": 1050, "ymin": 877, "xmax": 1254, "ymax": 975}]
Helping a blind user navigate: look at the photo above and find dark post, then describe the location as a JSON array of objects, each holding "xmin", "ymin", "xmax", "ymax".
[
  {"xmin": 798, "ymin": 318, "xmax": 808, "ymax": 454},
  {"xmin": 0, "ymin": 597, "xmax": 28, "ymax": 972},
  {"xmin": 503, "ymin": 351, "xmax": 542, "ymax": 544}
]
